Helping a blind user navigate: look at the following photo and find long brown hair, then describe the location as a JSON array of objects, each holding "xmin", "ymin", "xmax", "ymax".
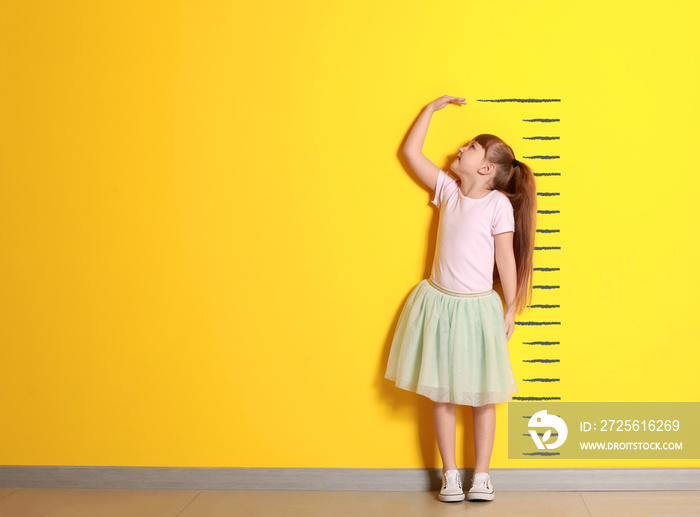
[{"xmin": 471, "ymin": 133, "xmax": 537, "ymax": 315}]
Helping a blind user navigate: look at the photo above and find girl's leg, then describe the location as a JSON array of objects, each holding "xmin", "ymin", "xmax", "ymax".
[
  {"xmin": 432, "ymin": 401, "xmax": 458, "ymax": 475},
  {"xmin": 472, "ymin": 403, "xmax": 496, "ymax": 474}
]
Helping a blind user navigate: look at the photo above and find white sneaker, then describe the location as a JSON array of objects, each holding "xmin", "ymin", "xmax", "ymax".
[
  {"xmin": 438, "ymin": 469, "xmax": 465, "ymax": 502},
  {"xmin": 467, "ymin": 472, "xmax": 494, "ymax": 501}
]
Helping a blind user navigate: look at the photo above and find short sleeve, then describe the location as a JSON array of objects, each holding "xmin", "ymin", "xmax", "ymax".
[
  {"xmin": 431, "ymin": 169, "xmax": 451, "ymax": 208},
  {"xmin": 491, "ymin": 195, "xmax": 515, "ymax": 235}
]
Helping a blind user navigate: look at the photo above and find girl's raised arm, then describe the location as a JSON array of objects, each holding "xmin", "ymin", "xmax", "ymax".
[{"xmin": 402, "ymin": 96, "xmax": 466, "ymax": 192}]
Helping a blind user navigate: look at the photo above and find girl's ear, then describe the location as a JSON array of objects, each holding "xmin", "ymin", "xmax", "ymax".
[{"xmin": 478, "ymin": 163, "xmax": 496, "ymax": 176}]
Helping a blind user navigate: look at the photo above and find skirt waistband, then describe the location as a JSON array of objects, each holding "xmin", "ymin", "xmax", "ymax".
[{"xmin": 427, "ymin": 278, "xmax": 494, "ymax": 298}]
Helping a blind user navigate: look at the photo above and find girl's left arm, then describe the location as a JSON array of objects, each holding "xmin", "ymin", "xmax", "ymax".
[{"xmin": 494, "ymin": 231, "xmax": 517, "ymax": 340}]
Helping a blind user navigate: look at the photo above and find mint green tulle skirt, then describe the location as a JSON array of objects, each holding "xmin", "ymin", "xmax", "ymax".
[{"xmin": 384, "ymin": 278, "xmax": 518, "ymax": 406}]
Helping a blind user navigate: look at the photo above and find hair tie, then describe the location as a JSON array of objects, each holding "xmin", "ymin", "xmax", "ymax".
[{"xmin": 512, "ymin": 159, "xmax": 519, "ymax": 168}]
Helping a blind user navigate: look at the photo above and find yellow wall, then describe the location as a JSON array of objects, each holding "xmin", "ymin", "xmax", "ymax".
[{"xmin": 1, "ymin": 0, "xmax": 698, "ymax": 469}]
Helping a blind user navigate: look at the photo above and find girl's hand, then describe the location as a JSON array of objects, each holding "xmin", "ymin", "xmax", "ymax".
[
  {"xmin": 428, "ymin": 95, "xmax": 466, "ymax": 112},
  {"xmin": 504, "ymin": 310, "xmax": 515, "ymax": 341}
]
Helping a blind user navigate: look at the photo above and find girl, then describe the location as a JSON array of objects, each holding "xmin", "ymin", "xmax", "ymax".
[{"xmin": 384, "ymin": 95, "xmax": 537, "ymax": 503}]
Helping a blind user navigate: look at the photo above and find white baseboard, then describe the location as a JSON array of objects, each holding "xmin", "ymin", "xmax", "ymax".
[{"xmin": 0, "ymin": 467, "xmax": 698, "ymax": 491}]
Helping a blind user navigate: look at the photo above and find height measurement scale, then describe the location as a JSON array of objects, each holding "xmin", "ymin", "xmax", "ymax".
[{"xmin": 477, "ymin": 98, "xmax": 562, "ymax": 404}]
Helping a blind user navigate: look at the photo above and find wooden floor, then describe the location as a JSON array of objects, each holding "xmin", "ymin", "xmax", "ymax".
[{"xmin": 1, "ymin": 487, "xmax": 699, "ymax": 516}]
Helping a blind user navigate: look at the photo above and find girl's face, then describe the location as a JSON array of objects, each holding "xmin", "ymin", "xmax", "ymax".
[{"xmin": 453, "ymin": 140, "xmax": 486, "ymax": 173}]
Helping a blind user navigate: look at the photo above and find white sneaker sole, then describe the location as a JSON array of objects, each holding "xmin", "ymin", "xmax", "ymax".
[
  {"xmin": 439, "ymin": 492, "xmax": 465, "ymax": 502},
  {"xmin": 467, "ymin": 490, "xmax": 494, "ymax": 501}
]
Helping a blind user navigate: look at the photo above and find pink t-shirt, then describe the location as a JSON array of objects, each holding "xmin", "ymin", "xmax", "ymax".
[{"xmin": 429, "ymin": 169, "xmax": 515, "ymax": 293}]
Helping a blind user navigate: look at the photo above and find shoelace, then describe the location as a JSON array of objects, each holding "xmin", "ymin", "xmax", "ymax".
[
  {"xmin": 442, "ymin": 471, "xmax": 462, "ymax": 490},
  {"xmin": 471, "ymin": 474, "xmax": 491, "ymax": 490}
]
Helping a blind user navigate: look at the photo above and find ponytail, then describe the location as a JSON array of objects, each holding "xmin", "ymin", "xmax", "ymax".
[{"xmin": 496, "ymin": 159, "xmax": 537, "ymax": 315}]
